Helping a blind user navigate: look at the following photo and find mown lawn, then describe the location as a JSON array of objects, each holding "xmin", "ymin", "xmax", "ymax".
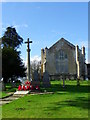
[
  {"xmin": 0, "ymin": 83, "xmax": 19, "ymax": 99},
  {"xmin": 0, "ymin": 92, "xmax": 9, "ymax": 98},
  {"xmin": 1, "ymin": 80, "xmax": 90, "ymax": 119}
]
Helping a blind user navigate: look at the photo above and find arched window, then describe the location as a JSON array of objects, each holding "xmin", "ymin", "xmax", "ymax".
[
  {"xmin": 55, "ymin": 50, "xmax": 68, "ymax": 61},
  {"xmin": 60, "ymin": 50, "xmax": 64, "ymax": 60},
  {"xmin": 55, "ymin": 50, "xmax": 68, "ymax": 73}
]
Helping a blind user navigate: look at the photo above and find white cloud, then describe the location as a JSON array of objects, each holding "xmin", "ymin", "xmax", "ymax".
[
  {"xmin": 78, "ymin": 40, "xmax": 88, "ymax": 63},
  {"xmin": 21, "ymin": 57, "xmax": 27, "ymax": 67},
  {"xmin": 86, "ymin": 59, "xmax": 89, "ymax": 64},
  {"xmin": 2, "ymin": 22, "xmax": 28, "ymax": 29},
  {"xmin": 13, "ymin": 24, "xmax": 28, "ymax": 31},
  {"xmin": 1, "ymin": 23, "xmax": 29, "ymax": 35},
  {"xmin": 2, "ymin": 27, "xmax": 6, "ymax": 31},
  {"xmin": 31, "ymin": 55, "xmax": 41, "ymax": 62},
  {"xmin": 22, "ymin": 55, "xmax": 41, "ymax": 67}
]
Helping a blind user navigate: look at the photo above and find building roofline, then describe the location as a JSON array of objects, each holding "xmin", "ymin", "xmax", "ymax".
[{"xmin": 48, "ymin": 38, "xmax": 75, "ymax": 50}]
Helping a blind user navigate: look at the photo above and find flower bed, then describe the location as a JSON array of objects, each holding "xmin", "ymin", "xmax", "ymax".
[{"xmin": 18, "ymin": 81, "xmax": 40, "ymax": 91}]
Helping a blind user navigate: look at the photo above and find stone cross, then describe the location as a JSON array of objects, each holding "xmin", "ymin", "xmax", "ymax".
[{"xmin": 25, "ymin": 38, "xmax": 32, "ymax": 81}]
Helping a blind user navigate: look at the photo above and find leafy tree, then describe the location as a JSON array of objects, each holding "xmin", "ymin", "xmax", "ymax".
[
  {"xmin": 30, "ymin": 60, "xmax": 41, "ymax": 80},
  {"xmin": 2, "ymin": 27, "xmax": 23, "ymax": 49},
  {"xmin": 2, "ymin": 47, "xmax": 26, "ymax": 83},
  {"xmin": 1, "ymin": 26, "xmax": 26, "ymax": 84},
  {"xmin": 31, "ymin": 60, "xmax": 41, "ymax": 74}
]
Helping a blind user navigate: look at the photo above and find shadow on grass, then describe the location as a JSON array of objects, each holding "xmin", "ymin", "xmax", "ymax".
[
  {"xmin": 44, "ymin": 97, "xmax": 89, "ymax": 112},
  {"xmin": 64, "ymin": 97, "xmax": 90, "ymax": 109},
  {"xmin": 41, "ymin": 84, "xmax": 89, "ymax": 93}
]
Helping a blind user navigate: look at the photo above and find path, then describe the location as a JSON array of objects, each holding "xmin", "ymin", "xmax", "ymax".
[
  {"xmin": 0, "ymin": 94, "xmax": 25, "ymax": 106},
  {"xmin": 0, "ymin": 91, "xmax": 30, "ymax": 106}
]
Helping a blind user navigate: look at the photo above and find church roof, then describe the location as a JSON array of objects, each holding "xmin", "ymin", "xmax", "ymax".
[{"xmin": 49, "ymin": 38, "xmax": 75, "ymax": 50}]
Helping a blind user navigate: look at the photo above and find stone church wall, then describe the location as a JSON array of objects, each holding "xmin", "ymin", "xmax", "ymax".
[{"xmin": 41, "ymin": 38, "xmax": 86, "ymax": 79}]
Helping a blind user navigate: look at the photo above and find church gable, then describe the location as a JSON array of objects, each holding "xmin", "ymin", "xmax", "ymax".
[
  {"xmin": 48, "ymin": 38, "xmax": 76, "ymax": 66},
  {"xmin": 48, "ymin": 38, "xmax": 75, "ymax": 53},
  {"xmin": 41, "ymin": 37, "xmax": 86, "ymax": 79},
  {"xmin": 44, "ymin": 38, "xmax": 76, "ymax": 75}
]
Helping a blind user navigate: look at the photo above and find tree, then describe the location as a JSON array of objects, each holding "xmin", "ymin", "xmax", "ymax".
[
  {"xmin": 30, "ymin": 60, "xmax": 41, "ymax": 80},
  {"xmin": 2, "ymin": 47, "xmax": 26, "ymax": 83},
  {"xmin": 1, "ymin": 26, "xmax": 26, "ymax": 84},
  {"xmin": 2, "ymin": 26, "xmax": 23, "ymax": 49},
  {"xmin": 31, "ymin": 60, "xmax": 41, "ymax": 74}
]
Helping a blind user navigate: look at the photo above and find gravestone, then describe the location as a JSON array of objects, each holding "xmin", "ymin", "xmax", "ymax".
[
  {"xmin": 0, "ymin": 80, "xmax": 5, "ymax": 91},
  {"xmin": 42, "ymin": 71, "xmax": 51, "ymax": 88},
  {"xmin": 31, "ymin": 71, "xmax": 40, "ymax": 87}
]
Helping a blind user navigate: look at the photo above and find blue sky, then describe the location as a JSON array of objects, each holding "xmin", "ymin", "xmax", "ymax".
[{"xmin": 1, "ymin": 2, "xmax": 88, "ymax": 63}]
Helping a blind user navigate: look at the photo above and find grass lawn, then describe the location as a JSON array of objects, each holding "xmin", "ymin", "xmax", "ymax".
[
  {"xmin": 0, "ymin": 92, "xmax": 9, "ymax": 98},
  {"xmin": 0, "ymin": 83, "xmax": 19, "ymax": 99},
  {"xmin": 1, "ymin": 80, "xmax": 89, "ymax": 119}
]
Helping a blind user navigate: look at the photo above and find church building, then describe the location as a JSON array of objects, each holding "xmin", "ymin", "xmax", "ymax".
[{"xmin": 41, "ymin": 38, "xmax": 87, "ymax": 79}]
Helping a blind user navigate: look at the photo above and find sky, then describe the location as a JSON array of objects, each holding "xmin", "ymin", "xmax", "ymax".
[{"xmin": 0, "ymin": 2, "xmax": 89, "ymax": 64}]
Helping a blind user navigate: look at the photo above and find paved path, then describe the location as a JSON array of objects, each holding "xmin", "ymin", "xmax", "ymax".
[
  {"xmin": 0, "ymin": 94, "xmax": 25, "ymax": 106},
  {"xmin": 0, "ymin": 91, "xmax": 30, "ymax": 106}
]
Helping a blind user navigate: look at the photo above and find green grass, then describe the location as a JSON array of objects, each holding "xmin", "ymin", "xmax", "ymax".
[
  {"xmin": 2, "ymin": 80, "xmax": 89, "ymax": 118},
  {"xmin": 0, "ymin": 83, "xmax": 19, "ymax": 98},
  {"xmin": 0, "ymin": 92, "xmax": 9, "ymax": 98}
]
